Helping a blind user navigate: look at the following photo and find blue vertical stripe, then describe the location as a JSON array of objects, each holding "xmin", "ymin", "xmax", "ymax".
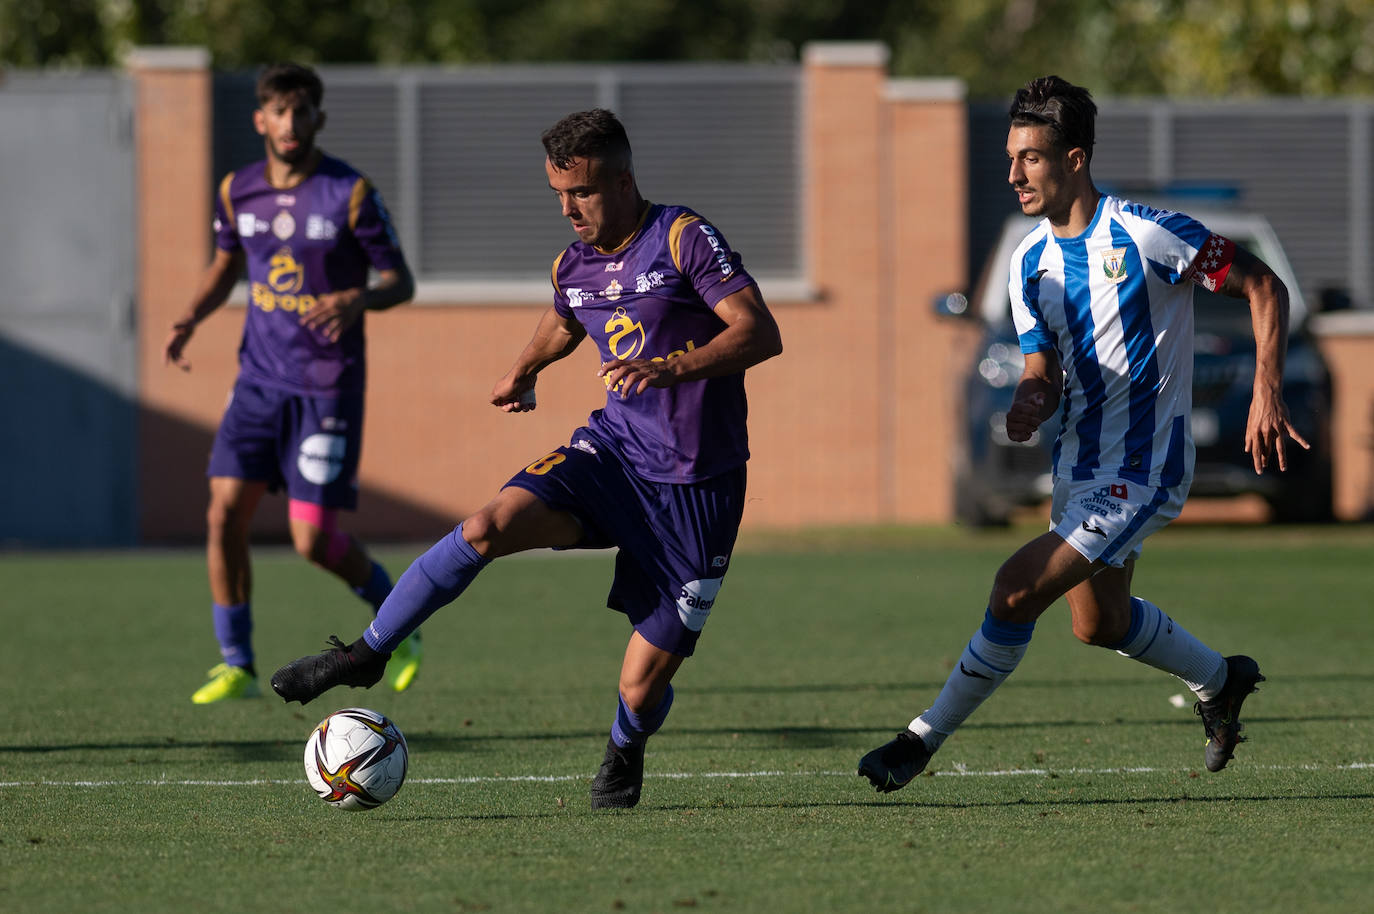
[
  {"xmin": 1161, "ymin": 414, "xmax": 1187, "ymax": 486},
  {"xmin": 1102, "ymin": 484, "xmax": 1170, "ymax": 564},
  {"xmin": 1109, "ymin": 220, "xmax": 1159, "ymax": 484},
  {"xmin": 1016, "ymin": 237, "xmax": 1055, "ymax": 354},
  {"xmin": 1060, "ymin": 239, "xmax": 1104, "ymax": 479}
]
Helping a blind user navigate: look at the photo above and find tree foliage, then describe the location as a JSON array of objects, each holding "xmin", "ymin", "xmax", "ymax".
[{"xmin": 4, "ymin": 0, "xmax": 1373, "ymax": 97}]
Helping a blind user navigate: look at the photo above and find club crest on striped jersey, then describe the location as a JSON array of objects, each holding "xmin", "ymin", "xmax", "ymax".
[{"xmin": 1100, "ymin": 247, "xmax": 1128, "ymax": 284}]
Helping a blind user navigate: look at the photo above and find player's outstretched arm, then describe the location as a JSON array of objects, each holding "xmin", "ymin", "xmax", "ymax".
[
  {"xmin": 164, "ymin": 248, "xmax": 245, "ymax": 371},
  {"xmin": 1216, "ymin": 245, "xmax": 1310, "ymax": 473},
  {"xmin": 1005, "ymin": 348, "xmax": 1061, "ymax": 442},
  {"xmin": 599, "ymin": 283, "xmax": 783, "ymax": 398},
  {"xmin": 491, "ymin": 307, "xmax": 587, "ymax": 412}
]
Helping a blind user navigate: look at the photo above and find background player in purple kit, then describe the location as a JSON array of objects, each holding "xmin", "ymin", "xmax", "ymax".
[
  {"xmin": 271, "ymin": 108, "xmax": 783, "ymax": 809},
  {"xmin": 164, "ymin": 63, "xmax": 421, "ymax": 704}
]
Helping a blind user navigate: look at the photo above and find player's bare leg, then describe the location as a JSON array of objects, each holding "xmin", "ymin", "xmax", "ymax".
[
  {"xmin": 1080, "ymin": 558, "xmax": 1262, "ymax": 771},
  {"xmin": 207, "ymin": 476, "xmax": 268, "ymax": 608},
  {"xmin": 592, "ymin": 632, "xmax": 684, "ymax": 809},
  {"xmin": 193, "ymin": 476, "xmax": 269, "ymax": 703},
  {"xmin": 289, "ymin": 515, "xmax": 374, "ymax": 587},
  {"xmin": 289, "ymin": 509, "xmax": 424, "ymax": 691},
  {"xmin": 1064, "ymin": 560, "xmax": 1133, "ymax": 647}
]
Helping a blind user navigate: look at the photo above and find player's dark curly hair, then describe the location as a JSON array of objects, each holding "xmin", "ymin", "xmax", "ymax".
[
  {"xmin": 541, "ymin": 109, "xmax": 634, "ymax": 175},
  {"xmin": 1009, "ymin": 76, "xmax": 1096, "ymax": 162},
  {"xmin": 256, "ymin": 62, "xmax": 324, "ymax": 108}
]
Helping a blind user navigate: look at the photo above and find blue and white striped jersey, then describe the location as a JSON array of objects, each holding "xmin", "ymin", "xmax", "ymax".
[{"xmin": 1008, "ymin": 194, "xmax": 1227, "ymax": 488}]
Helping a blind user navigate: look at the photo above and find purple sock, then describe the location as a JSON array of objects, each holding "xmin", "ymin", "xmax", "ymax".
[
  {"xmin": 611, "ymin": 685, "xmax": 675, "ymax": 748},
  {"xmin": 212, "ymin": 601, "xmax": 253, "ymax": 668},
  {"xmin": 363, "ymin": 523, "xmax": 488, "ymax": 652},
  {"xmin": 353, "ymin": 560, "xmax": 393, "ymax": 612}
]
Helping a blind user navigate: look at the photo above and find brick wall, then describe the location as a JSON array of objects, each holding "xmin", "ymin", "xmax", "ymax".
[{"xmin": 131, "ymin": 43, "xmax": 979, "ymax": 541}]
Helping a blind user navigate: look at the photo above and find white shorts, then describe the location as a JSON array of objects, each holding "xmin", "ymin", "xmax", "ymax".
[{"xmin": 1049, "ymin": 477, "xmax": 1189, "ymax": 568}]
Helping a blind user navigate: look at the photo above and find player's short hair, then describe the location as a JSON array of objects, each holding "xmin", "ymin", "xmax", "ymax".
[
  {"xmin": 1009, "ymin": 76, "xmax": 1096, "ymax": 162},
  {"xmin": 541, "ymin": 109, "xmax": 634, "ymax": 176},
  {"xmin": 256, "ymin": 62, "xmax": 324, "ymax": 108}
]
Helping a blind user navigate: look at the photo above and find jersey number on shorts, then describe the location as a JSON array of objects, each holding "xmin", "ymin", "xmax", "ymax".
[{"xmin": 524, "ymin": 452, "xmax": 567, "ymax": 475}]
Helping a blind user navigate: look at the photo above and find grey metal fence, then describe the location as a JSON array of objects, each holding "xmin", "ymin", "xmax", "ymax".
[
  {"xmin": 214, "ymin": 64, "xmax": 802, "ymax": 293},
  {"xmin": 969, "ymin": 98, "xmax": 1374, "ymax": 311}
]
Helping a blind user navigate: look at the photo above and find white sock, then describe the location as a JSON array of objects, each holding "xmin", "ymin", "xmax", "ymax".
[
  {"xmin": 1113, "ymin": 597, "xmax": 1226, "ymax": 699},
  {"xmin": 911, "ymin": 613, "xmax": 1033, "ymax": 751}
]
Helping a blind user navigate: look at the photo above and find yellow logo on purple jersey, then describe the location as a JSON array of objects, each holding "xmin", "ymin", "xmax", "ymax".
[
  {"xmin": 251, "ymin": 248, "xmax": 315, "ymax": 314},
  {"xmin": 605, "ymin": 307, "xmax": 645, "ymax": 360},
  {"xmin": 268, "ymin": 248, "xmax": 304, "ymax": 293}
]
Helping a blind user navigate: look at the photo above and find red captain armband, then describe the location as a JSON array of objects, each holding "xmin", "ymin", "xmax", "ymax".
[{"xmin": 1186, "ymin": 234, "xmax": 1237, "ymax": 292}]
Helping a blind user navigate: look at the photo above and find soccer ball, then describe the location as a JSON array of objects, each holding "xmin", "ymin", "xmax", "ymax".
[{"xmin": 303, "ymin": 707, "xmax": 409, "ymax": 810}]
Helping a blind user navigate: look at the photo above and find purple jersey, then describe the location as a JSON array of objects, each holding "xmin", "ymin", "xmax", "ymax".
[
  {"xmin": 551, "ymin": 203, "xmax": 756, "ymax": 482},
  {"xmin": 213, "ymin": 154, "xmax": 406, "ymax": 395}
]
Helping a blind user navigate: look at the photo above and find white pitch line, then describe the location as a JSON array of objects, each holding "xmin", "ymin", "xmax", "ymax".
[{"xmin": 0, "ymin": 761, "xmax": 1369, "ymax": 789}]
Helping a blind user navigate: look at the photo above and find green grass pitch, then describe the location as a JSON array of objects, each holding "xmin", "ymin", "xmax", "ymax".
[{"xmin": 2, "ymin": 524, "xmax": 1372, "ymax": 913}]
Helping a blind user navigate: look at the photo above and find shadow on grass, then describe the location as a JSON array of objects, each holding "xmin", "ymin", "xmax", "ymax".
[
  {"xmin": 2, "ymin": 706, "xmax": 1367, "ymax": 758},
  {"xmin": 383, "ymin": 789, "xmax": 1374, "ymax": 822},
  {"xmin": 692, "ymin": 670, "xmax": 1374, "ymax": 696},
  {"xmin": 655, "ymin": 790, "xmax": 1374, "ymax": 812}
]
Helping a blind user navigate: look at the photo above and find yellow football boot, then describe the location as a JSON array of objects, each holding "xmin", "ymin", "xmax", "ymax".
[
  {"xmin": 191, "ymin": 663, "xmax": 261, "ymax": 704},
  {"xmin": 384, "ymin": 631, "xmax": 423, "ymax": 692}
]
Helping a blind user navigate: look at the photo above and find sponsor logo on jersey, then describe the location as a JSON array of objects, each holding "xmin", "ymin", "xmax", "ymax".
[
  {"xmin": 250, "ymin": 248, "xmax": 316, "ymax": 314},
  {"xmin": 306, "ymin": 214, "xmax": 338, "ymax": 240},
  {"xmin": 1080, "ymin": 482, "xmax": 1131, "ymax": 518},
  {"xmin": 601, "ymin": 338, "xmax": 698, "ymax": 392},
  {"xmin": 604, "ymin": 260, "xmax": 624, "ymax": 272},
  {"xmin": 676, "ymin": 577, "xmax": 724, "ymax": 631},
  {"xmin": 635, "ymin": 271, "xmax": 666, "ymax": 294},
  {"xmin": 604, "ymin": 279, "xmax": 624, "ymax": 302},
  {"xmin": 272, "ymin": 210, "xmax": 296, "ymax": 241},
  {"xmin": 237, "ymin": 213, "xmax": 258, "ymax": 238},
  {"xmin": 604, "ymin": 307, "xmax": 645, "ymax": 360},
  {"xmin": 566, "ymin": 288, "xmax": 586, "ymax": 308},
  {"xmin": 1100, "ymin": 247, "xmax": 1128, "ymax": 284},
  {"xmin": 573, "ymin": 438, "xmax": 598, "ymax": 455},
  {"xmin": 697, "ymin": 224, "xmax": 734, "ymax": 278},
  {"xmin": 268, "ymin": 248, "xmax": 304, "ymax": 293},
  {"xmin": 276, "ymin": 194, "xmax": 296, "ymax": 206},
  {"xmin": 711, "ymin": 555, "xmax": 729, "ymax": 568},
  {"xmin": 297, "ymin": 433, "xmax": 347, "ymax": 485}
]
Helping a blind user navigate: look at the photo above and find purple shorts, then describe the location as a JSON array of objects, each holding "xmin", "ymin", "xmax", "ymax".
[
  {"xmin": 207, "ymin": 380, "xmax": 364, "ymax": 510},
  {"xmin": 503, "ymin": 427, "xmax": 746, "ymax": 657}
]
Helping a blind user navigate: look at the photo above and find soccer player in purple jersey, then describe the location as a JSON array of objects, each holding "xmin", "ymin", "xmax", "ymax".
[
  {"xmin": 163, "ymin": 63, "xmax": 420, "ymax": 704},
  {"xmin": 859, "ymin": 76, "xmax": 1308, "ymax": 792},
  {"xmin": 271, "ymin": 108, "xmax": 783, "ymax": 809}
]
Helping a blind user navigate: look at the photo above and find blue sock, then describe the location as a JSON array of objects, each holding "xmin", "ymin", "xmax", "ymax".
[
  {"xmin": 353, "ymin": 560, "xmax": 393, "ymax": 612},
  {"xmin": 212, "ymin": 601, "xmax": 253, "ymax": 669},
  {"xmin": 363, "ymin": 523, "xmax": 488, "ymax": 652},
  {"xmin": 611, "ymin": 685, "xmax": 675, "ymax": 748}
]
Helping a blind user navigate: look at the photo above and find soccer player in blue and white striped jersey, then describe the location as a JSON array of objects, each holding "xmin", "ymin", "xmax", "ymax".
[{"xmin": 860, "ymin": 76, "xmax": 1307, "ymax": 791}]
